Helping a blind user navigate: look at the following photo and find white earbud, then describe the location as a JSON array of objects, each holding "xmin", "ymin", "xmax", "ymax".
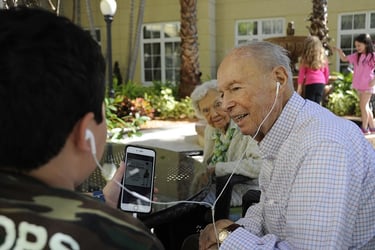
[
  {"xmin": 252, "ymin": 81, "xmax": 281, "ymax": 140},
  {"xmin": 276, "ymin": 81, "xmax": 280, "ymax": 97},
  {"xmin": 85, "ymin": 129, "xmax": 96, "ymax": 155}
]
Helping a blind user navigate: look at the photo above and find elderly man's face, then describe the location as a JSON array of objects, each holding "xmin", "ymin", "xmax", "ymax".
[{"xmin": 217, "ymin": 52, "xmax": 280, "ymax": 139}]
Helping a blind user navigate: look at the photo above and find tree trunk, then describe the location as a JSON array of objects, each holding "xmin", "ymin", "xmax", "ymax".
[
  {"xmin": 72, "ymin": 0, "xmax": 81, "ymax": 25},
  {"xmin": 127, "ymin": 0, "xmax": 146, "ymax": 83},
  {"xmin": 178, "ymin": 0, "xmax": 201, "ymax": 98},
  {"xmin": 85, "ymin": 0, "xmax": 98, "ymax": 42},
  {"xmin": 124, "ymin": 0, "xmax": 135, "ymax": 83},
  {"xmin": 307, "ymin": 0, "xmax": 332, "ymax": 55}
]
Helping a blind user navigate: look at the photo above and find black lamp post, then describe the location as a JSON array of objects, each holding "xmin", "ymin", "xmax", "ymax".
[{"xmin": 100, "ymin": 0, "xmax": 117, "ymax": 98}]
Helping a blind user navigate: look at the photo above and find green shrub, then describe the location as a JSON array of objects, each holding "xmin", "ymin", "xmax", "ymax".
[
  {"xmin": 326, "ymin": 72, "xmax": 360, "ymax": 116},
  {"xmin": 172, "ymin": 96, "xmax": 196, "ymax": 120},
  {"xmin": 113, "ymin": 81, "xmax": 150, "ymax": 99},
  {"xmin": 105, "ymin": 96, "xmax": 150, "ymax": 140},
  {"xmin": 149, "ymin": 80, "xmax": 179, "ymax": 98},
  {"xmin": 105, "ymin": 80, "xmax": 196, "ymax": 140},
  {"xmin": 145, "ymin": 87, "xmax": 176, "ymax": 119},
  {"xmin": 116, "ymin": 96, "xmax": 155, "ymax": 120},
  {"xmin": 144, "ymin": 86, "xmax": 195, "ymax": 120}
]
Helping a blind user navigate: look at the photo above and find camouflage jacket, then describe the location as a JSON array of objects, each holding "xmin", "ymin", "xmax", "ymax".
[{"xmin": 0, "ymin": 171, "xmax": 164, "ymax": 250}]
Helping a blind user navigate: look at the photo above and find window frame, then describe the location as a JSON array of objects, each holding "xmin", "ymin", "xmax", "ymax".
[
  {"xmin": 336, "ymin": 11, "xmax": 375, "ymax": 72},
  {"xmin": 141, "ymin": 22, "xmax": 181, "ymax": 86},
  {"xmin": 235, "ymin": 17, "xmax": 285, "ymax": 46}
]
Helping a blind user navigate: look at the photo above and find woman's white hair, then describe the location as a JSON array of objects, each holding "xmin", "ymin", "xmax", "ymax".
[{"xmin": 190, "ymin": 79, "xmax": 218, "ymax": 118}]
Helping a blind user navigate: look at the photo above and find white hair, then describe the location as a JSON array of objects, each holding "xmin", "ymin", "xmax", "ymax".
[{"xmin": 190, "ymin": 80, "xmax": 218, "ymax": 118}]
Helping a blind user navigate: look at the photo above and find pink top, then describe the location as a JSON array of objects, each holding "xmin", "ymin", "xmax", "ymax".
[
  {"xmin": 297, "ymin": 63, "xmax": 330, "ymax": 86},
  {"xmin": 347, "ymin": 52, "xmax": 375, "ymax": 92}
]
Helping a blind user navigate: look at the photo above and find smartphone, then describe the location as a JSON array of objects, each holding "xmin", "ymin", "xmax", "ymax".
[{"xmin": 120, "ymin": 145, "xmax": 156, "ymax": 213}]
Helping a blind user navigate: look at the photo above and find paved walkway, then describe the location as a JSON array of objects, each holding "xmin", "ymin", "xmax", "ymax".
[{"xmin": 113, "ymin": 121, "xmax": 203, "ymax": 153}]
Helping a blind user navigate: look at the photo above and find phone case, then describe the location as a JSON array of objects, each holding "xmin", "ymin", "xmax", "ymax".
[{"xmin": 120, "ymin": 145, "xmax": 156, "ymax": 213}]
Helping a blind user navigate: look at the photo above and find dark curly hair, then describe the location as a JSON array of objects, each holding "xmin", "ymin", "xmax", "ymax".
[{"xmin": 0, "ymin": 7, "xmax": 106, "ymax": 171}]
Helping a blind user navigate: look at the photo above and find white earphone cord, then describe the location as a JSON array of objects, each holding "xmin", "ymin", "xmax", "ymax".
[
  {"xmin": 91, "ymin": 83, "xmax": 279, "ymax": 247},
  {"xmin": 92, "ymin": 152, "xmax": 214, "ymax": 208},
  {"xmin": 210, "ymin": 82, "xmax": 279, "ymax": 246},
  {"xmin": 215, "ymin": 82, "xmax": 279, "ymax": 208}
]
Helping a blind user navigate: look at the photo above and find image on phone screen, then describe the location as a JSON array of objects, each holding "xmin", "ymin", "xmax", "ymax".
[{"xmin": 120, "ymin": 146, "xmax": 155, "ymax": 213}]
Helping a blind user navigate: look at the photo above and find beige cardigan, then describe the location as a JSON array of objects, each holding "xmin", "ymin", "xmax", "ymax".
[{"xmin": 202, "ymin": 121, "xmax": 262, "ymax": 206}]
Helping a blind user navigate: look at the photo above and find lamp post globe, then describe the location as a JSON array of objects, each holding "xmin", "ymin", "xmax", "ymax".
[
  {"xmin": 100, "ymin": 0, "xmax": 117, "ymax": 16},
  {"xmin": 100, "ymin": 0, "xmax": 117, "ymax": 98}
]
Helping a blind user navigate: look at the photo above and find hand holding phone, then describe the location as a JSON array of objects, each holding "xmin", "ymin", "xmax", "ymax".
[{"xmin": 120, "ymin": 145, "xmax": 156, "ymax": 213}]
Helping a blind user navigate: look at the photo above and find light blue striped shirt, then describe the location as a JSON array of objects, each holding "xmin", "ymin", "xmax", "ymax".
[{"xmin": 222, "ymin": 93, "xmax": 375, "ymax": 249}]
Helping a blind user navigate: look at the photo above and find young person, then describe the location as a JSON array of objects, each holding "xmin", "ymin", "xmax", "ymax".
[
  {"xmin": 334, "ymin": 33, "xmax": 375, "ymax": 134},
  {"xmin": 197, "ymin": 41, "xmax": 375, "ymax": 249},
  {"xmin": 297, "ymin": 36, "xmax": 330, "ymax": 104},
  {"xmin": 0, "ymin": 7, "xmax": 163, "ymax": 249}
]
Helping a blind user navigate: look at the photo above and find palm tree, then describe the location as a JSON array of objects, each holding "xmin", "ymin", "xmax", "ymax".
[
  {"xmin": 178, "ymin": 0, "xmax": 201, "ymax": 98},
  {"xmin": 307, "ymin": 0, "xmax": 332, "ymax": 55}
]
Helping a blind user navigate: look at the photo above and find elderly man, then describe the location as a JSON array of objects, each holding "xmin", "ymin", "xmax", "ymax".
[
  {"xmin": 199, "ymin": 41, "xmax": 375, "ymax": 249},
  {"xmin": 190, "ymin": 80, "xmax": 261, "ymax": 220}
]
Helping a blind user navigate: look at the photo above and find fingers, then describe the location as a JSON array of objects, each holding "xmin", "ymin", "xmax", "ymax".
[
  {"xmin": 112, "ymin": 161, "xmax": 125, "ymax": 182},
  {"xmin": 199, "ymin": 224, "xmax": 218, "ymax": 250},
  {"xmin": 153, "ymin": 187, "xmax": 159, "ymax": 201},
  {"xmin": 102, "ymin": 161, "xmax": 125, "ymax": 208},
  {"xmin": 198, "ymin": 219, "xmax": 235, "ymax": 249}
]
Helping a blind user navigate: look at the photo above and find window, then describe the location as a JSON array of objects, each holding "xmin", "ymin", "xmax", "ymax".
[
  {"xmin": 337, "ymin": 11, "xmax": 375, "ymax": 72},
  {"xmin": 235, "ymin": 18, "xmax": 285, "ymax": 45},
  {"xmin": 141, "ymin": 23, "xmax": 181, "ymax": 85}
]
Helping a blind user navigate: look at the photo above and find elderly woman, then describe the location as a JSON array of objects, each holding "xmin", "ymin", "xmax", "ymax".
[{"xmin": 190, "ymin": 80, "xmax": 262, "ymax": 220}]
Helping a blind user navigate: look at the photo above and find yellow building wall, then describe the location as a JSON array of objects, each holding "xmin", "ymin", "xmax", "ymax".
[
  {"xmin": 216, "ymin": 0, "xmax": 311, "ymax": 62},
  {"xmin": 60, "ymin": 0, "xmax": 375, "ymax": 85}
]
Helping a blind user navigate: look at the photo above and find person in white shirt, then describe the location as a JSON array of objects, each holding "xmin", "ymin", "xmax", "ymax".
[{"xmin": 198, "ymin": 41, "xmax": 375, "ymax": 249}]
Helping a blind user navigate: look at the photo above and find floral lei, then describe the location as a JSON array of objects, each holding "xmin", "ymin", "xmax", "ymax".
[{"xmin": 209, "ymin": 127, "xmax": 236, "ymax": 165}]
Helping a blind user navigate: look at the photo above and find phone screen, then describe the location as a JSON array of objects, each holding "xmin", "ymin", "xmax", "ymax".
[{"xmin": 120, "ymin": 146, "xmax": 155, "ymax": 213}]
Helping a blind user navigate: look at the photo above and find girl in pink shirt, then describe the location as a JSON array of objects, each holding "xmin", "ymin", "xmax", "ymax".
[
  {"xmin": 297, "ymin": 36, "xmax": 330, "ymax": 105},
  {"xmin": 334, "ymin": 34, "xmax": 375, "ymax": 134}
]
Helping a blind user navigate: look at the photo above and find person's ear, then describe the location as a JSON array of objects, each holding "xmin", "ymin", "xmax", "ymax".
[
  {"xmin": 74, "ymin": 112, "xmax": 96, "ymax": 153},
  {"xmin": 272, "ymin": 66, "xmax": 288, "ymax": 87},
  {"xmin": 85, "ymin": 129, "xmax": 96, "ymax": 155}
]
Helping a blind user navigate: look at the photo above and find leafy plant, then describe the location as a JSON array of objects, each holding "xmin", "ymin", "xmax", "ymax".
[
  {"xmin": 109, "ymin": 113, "xmax": 150, "ymax": 140},
  {"xmin": 144, "ymin": 86, "xmax": 195, "ymax": 120},
  {"xmin": 116, "ymin": 96, "xmax": 155, "ymax": 120},
  {"xmin": 170, "ymin": 96, "xmax": 196, "ymax": 120},
  {"xmin": 105, "ymin": 97, "xmax": 150, "ymax": 140},
  {"xmin": 145, "ymin": 87, "xmax": 176, "ymax": 119},
  {"xmin": 113, "ymin": 81, "xmax": 150, "ymax": 99},
  {"xmin": 105, "ymin": 80, "xmax": 196, "ymax": 140},
  {"xmin": 326, "ymin": 72, "xmax": 360, "ymax": 116},
  {"xmin": 149, "ymin": 80, "xmax": 179, "ymax": 97},
  {"xmin": 105, "ymin": 96, "xmax": 127, "ymax": 131}
]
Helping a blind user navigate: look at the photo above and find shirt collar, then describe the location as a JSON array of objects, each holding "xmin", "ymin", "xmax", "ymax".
[{"xmin": 259, "ymin": 92, "xmax": 306, "ymax": 159}]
